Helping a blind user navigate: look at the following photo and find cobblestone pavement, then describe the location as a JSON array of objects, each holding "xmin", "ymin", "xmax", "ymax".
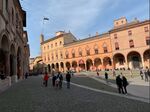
[{"xmin": 0, "ymin": 76, "xmax": 149, "ymax": 112}]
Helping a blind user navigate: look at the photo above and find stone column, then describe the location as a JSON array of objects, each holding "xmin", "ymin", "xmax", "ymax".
[
  {"xmin": 141, "ymin": 55, "xmax": 145, "ymax": 68},
  {"xmin": 125, "ymin": 56, "xmax": 128, "ymax": 69}
]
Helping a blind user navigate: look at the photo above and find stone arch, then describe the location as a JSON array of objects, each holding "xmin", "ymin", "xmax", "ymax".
[
  {"xmin": 94, "ymin": 58, "xmax": 102, "ymax": 70},
  {"xmin": 127, "ymin": 51, "xmax": 142, "ymax": 69},
  {"xmin": 51, "ymin": 63, "xmax": 55, "ymax": 69},
  {"xmin": 0, "ymin": 35, "xmax": 10, "ymax": 76},
  {"xmin": 143, "ymin": 49, "xmax": 150, "ymax": 68},
  {"xmin": 113, "ymin": 53, "xmax": 125, "ymax": 69},
  {"xmin": 78, "ymin": 59, "xmax": 85, "ymax": 71},
  {"xmin": 10, "ymin": 44, "xmax": 16, "ymax": 76},
  {"xmin": 60, "ymin": 62, "xmax": 64, "ymax": 72},
  {"xmin": 66, "ymin": 62, "xmax": 71, "ymax": 70},
  {"xmin": 72, "ymin": 61, "xmax": 77, "ymax": 71},
  {"xmin": 103, "ymin": 57, "xmax": 112, "ymax": 69},
  {"xmin": 55, "ymin": 63, "xmax": 59, "ymax": 71},
  {"xmin": 86, "ymin": 59, "xmax": 93, "ymax": 71}
]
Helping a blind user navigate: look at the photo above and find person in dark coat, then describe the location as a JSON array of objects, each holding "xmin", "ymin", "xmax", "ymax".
[
  {"xmin": 116, "ymin": 75, "xmax": 124, "ymax": 94},
  {"xmin": 52, "ymin": 74, "xmax": 56, "ymax": 87},
  {"xmin": 105, "ymin": 72, "xmax": 108, "ymax": 83},
  {"xmin": 122, "ymin": 76, "xmax": 128, "ymax": 94},
  {"xmin": 66, "ymin": 71, "xmax": 71, "ymax": 89}
]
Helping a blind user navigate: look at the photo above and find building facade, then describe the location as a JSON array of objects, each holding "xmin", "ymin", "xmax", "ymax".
[
  {"xmin": 0, "ymin": 0, "xmax": 30, "ymax": 83},
  {"xmin": 41, "ymin": 17, "xmax": 150, "ymax": 73}
]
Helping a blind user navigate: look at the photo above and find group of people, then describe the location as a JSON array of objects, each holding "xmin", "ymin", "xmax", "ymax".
[
  {"xmin": 140, "ymin": 66, "xmax": 150, "ymax": 82},
  {"xmin": 43, "ymin": 71, "xmax": 71, "ymax": 89},
  {"xmin": 116, "ymin": 73, "xmax": 128, "ymax": 94}
]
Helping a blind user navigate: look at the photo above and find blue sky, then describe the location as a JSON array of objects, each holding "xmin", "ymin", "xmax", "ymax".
[{"xmin": 20, "ymin": 0, "xmax": 149, "ymax": 58}]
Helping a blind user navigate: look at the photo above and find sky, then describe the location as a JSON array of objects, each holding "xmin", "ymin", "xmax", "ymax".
[{"xmin": 20, "ymin": 0, "xmax": 149, "ymax": 58}]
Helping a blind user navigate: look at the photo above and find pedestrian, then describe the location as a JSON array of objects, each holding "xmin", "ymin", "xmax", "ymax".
[
  {"xmin": 52, "ymin": 74, "xmax": 56, "ymax": 87},
  {"xmin": 66, "ymin": 71, "xmax": 71, "ymax": 89},
  {"xmin": 105, "ymin": 72, "xmax": 108, "ymax": 83},
  {"xmin": 97, "ymin": 71, "xmax": 99, "ymax": 77},
  {"xmin": 139, "ymin": 68, "xmax": 144, "ymax": 80},
  {"xmin": 25, "ymin": 72, "xmax": 28, "ymax": 79},
  {"xmin": 43, "ymin": 72, "xmax": 49, "ymax": 87},
  {"xmin": 112, "ymin": 70, "xmax": 116, "ymax": 77},
  {"xmin": 57, "ymin": 71, "xmax": 63, "ymax": 89},
  {"xmin": 122, "ymin": 75, "xmax": 128, "ymax": 94},
  {"xmin": 116, "ymin": 75, "xmax": 124, "ymax": 94},
  {"xmin": 145, "ymin": 67, "xmax": 149, "ymax": 82}
]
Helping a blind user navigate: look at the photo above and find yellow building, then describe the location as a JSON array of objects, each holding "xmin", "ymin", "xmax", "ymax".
[{"xmin": 40, "ymin": 17, "xmax": 150, "ymax": 73}]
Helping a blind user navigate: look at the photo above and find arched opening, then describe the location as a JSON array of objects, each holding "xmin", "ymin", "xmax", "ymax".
[
  {"xmin": 17, "ymin": 47, "xmax": 22, "ymax": 79},
  {"xmin": 113, "ymin": 53, "xmax": 125, "ymax": 69},
  {"xmin": 86, "ymin": 59, "xmax": 93, "ymax": 71},
  {"xmin": 47, "ymin": 64, "xmax": 51, "ymax": 73},
  {"xmin": 127, "ymin": 51, "xmax": 142, "ymax": 69},
  {"xmin": 51, "ymin": 63, "xmax": 55, "ymax": 69},
  {"xmin": 94, "ymin": 58, "xmax": 101, "ymax": 70},
  {"xmin": 143, "ymin": 49, "xmax": 150, "ymax": 68},
  {"xmin": 0, "ymin": 35, "xmax": 9, "ymax": 76},
  {"xmin": 56, "ymin": 63, "xmax": 59, "ymax": 71},
  {"xmin": 60, "ymin": 62, "xmax": 64, "ymax": 72},
  {"xmin": 78, "ymin": 59, "xmax": 85, "ymax": 71},
  {"xmin": 66, "ymin": 62, "xmax": 71, "ymax": 70},
  {"xmin": 72, "ymin": 61, "xmax": 77, "ymax": 71},
  {"xmin": 10, "ymin": 44, "xmax": 15, "ymax": 76},
  {"xmin": 103, "ymin": 57, "xmax": 112, "ymax": 69}
]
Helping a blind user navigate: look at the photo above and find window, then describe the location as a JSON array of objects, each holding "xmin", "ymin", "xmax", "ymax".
[
  {"xmin": 78, "ymin": 48, "xmax": 82, "ymax": 56},
  {"xmin": 114, "ymin": 34, "xmax": 117, "ymax": 39},
  {"xmin": 103, "ymin": 43, "xmax": 108, "ymax": 53},
  {"xmin": 115, "ymin": 42, "xmax": 119, "ymax": 50},
  {"xmin": 51, "ymin": 44, "xmax": 53, "ymax": 48},
  {"xmin": 60, "ymin": 41, "xmax": 62, "ymax": 45},
  {"xmin": 72, "ymin": 49, "xmax": 75, "ymax": 58},
  {"xmin": 56, "ymin": 54, "xmax": 58, "ymax": 59},
  {"xmin": 146, "ymin": 36, "xmax": 150, "ymax": 45},
  {"xmin": 55, "ymin": 42, "xmax": 57, "ymax": 47},
  {"xmin": 48, "ymin": 56, "xmax": 50, "ymax": 61},
  {"xmin": 128, "ymin": 30, "xmax": 132, "ymax": 36},
  {"xmin": 66, "ymin": 51, "xmax": 69, "ymax": 59},
  {"xmin": 144, "ymin": 27, "xmax": 149, "ymax": 32},
  {"xmin": 129, "ymin": 40, "xmax": 134, "ymax": 48},
  {"xmin": 95, "ymin": 49, "xmax": 98, "ymax": 54},
  {"xmin": 60, "ymin": 52, "xmax": 63, "ymax": 58},
  {"xmin": 47, "ymin": 45, "xmax": 49, "ymax": 49},
  {"xmin": 86, "ymin": 50, "xmax": 90, "ymax": 55},
  {"xmin": 51, "ymin": 54, "xmax": 54, "ymax": 60}
]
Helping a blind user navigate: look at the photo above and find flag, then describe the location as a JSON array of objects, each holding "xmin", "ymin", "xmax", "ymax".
[{"xmin": 43, "ymin": 17, "xmax": 49, "ymax": 20}]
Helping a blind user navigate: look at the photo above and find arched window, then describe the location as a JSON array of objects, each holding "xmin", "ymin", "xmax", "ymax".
[
  {"xmin": 72, "ymin": 49, "xmax": 75, "ymax": 58},
  {"xmin": 86, "ymin": 46, "xmax": 90, "ymax": 56},
  {"xmin": 94, "ymin": 44, "xmax": 99, "ymax": 54},
  {"xmin": 78, "ymin": 48, "xmax": 82, "ymax": 56},
  {"xmin": 66, "ymin": 51, "xmax": 69, "ymax": 59},
  {"xmin": 60, "ymin": 51, "xmax": 63, "ymax": 58},
  {"xmin": 115, "ymin": 42, "xmax": 119, "ymax": 50},
  {"xmin": 51, "ymin": 53, "xmax": 54, "ymax": 60},
  {"xmin": 56, "ymin": 51, "xmax": 58, "ymax": 59},
  {"xmin": 129, "ymin": 40, "xmax": 134, "ymax": 48},
  {"xmin": 103, "ymin": 43, "xmax": 108, "ymax": 53},
  {"xmin": 146, "ymin": 36, "xmax": 150, "ymax": 45}
]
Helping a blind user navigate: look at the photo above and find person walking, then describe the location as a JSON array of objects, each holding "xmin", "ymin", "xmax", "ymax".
[
  {"xmin": 116, "ymin": 75, "xmax": 124, "ymax": 94},
  {"xmin": 105, "ymin": 72, "xmax": 108, "ymax": 83},
  {"xmin": 52, "ymin": 74, "xmax": 56, "ymax": 87},
  {"xmin": 57, "ymin": 71, "xmax": 63, "ymax": 89},
  {"xmin": 140, "ymin": 69, "xmax": 144, "ymax": 80},
  {"xmin": 145, "ymin": 67, "xmax": 149, "ymax": 82},
  {"xmin": 122, "ymin": 75, "xmax": 128, "ymax": 94},
  {"xmin": 66, "ymin": 71, "xmax": 71, "ymax": 89},
  {"xmin": 97, "ymin": 71, "xmax": 99, "ymax": 77},
  {"xmin": 43, "ymin": 72, "xmax": 49, "ymax": 87},
  {"xmin": 25, "ymin": 72, "xmax": 28, "ymax": 79},
  {"xmin": 112, "ymin": 70, "xmax": 116, "ymax": 77}
]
